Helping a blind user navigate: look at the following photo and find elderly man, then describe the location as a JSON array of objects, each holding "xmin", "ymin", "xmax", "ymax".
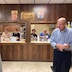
[{"xmin": 50, "ymin": 17, "xmax": 72, "ymax": 72}]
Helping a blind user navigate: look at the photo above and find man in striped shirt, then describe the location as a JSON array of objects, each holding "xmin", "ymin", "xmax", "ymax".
[{"xmin": 50, "ymin": 17, "xmax": 72, "ymax": 72}]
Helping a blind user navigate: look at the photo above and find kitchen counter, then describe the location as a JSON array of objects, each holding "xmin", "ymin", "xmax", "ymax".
[
  {"xmin": 0, "ymin": 40, "xmax": 27, "ymax": 61},
  {"xmin": 0, "ymin": 40, "xmax": 53, "ymax": 61},
  {"xmin": 1, "ymin": 41, "xmax": 26, "ymax": 45},
  {"xmin": 28, "ymin": 41, "xmax": 53, "ymax": 61},
  {"xmin": 31, "ymin": 41, "xmax": 50, "ymax": 43}
]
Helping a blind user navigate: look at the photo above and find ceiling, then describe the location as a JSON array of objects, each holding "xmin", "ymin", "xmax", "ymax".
[{"xmin": 0, "ymin": 0, "xmax": 72, "ymax": 4}]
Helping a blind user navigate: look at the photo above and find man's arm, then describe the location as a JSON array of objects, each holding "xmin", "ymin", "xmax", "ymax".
[
  {"xmin": 63, "ymin": 31, "xmax": 72, "ymax": 50},
  {"xmin": 50, "ymin": 31, "xmax": 57, "ymax": 49},
  {"xmin": 50, "ymin": 30, "xmax": 64, "ymax": 51}
]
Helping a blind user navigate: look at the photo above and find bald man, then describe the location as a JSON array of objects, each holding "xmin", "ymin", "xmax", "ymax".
[{"xmin": 50, "ymin": 17, "xmax": 72, "ymax": 72}]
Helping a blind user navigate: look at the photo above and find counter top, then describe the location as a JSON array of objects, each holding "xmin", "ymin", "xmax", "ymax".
[
  {"xmin": 0, "ymin": 41, "xmax": 50, "ymax": 45},
  {"xmin": 31, "ymin": 41, "xmax": 50, "ymax": 43},
  {"xmin": 1, "ymin": 41, "xmax": 25, "ymax": 43},
  {"xmin": 0, "ymin": 41, "xmax": 26, "ymax": 45},
  {"xmin": 30, "ymin": 41, "xmax": 50, "ymax": 45}
]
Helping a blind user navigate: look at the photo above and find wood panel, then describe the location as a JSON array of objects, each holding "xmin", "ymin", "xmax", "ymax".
[
  {"xmin": 1, "ymin": 44, "xmax": 27, "ymax": 61},
  {"xmin": 0, "ymin": 22, "xmax": 26, "ymax": 32},
  {"xmin": 28, "ymin": 43, "xmax": 53, "ymax": 61},
  {"xmin": 0, "ymin": 4, "xmax": 72, "ymax": 22},
  {"xmin": 1, "ymin": 43, "xmax": 53, "ymax": 61}
]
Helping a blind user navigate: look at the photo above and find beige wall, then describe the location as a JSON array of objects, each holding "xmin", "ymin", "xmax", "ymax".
[{"xmin": 31, "ymin": 24, "xmax": 56, "ymax": 35}]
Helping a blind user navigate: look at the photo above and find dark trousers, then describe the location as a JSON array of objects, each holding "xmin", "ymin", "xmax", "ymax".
[{"xmin": 53, "ymin": 49, "xmax": 71, "ymax": 72}]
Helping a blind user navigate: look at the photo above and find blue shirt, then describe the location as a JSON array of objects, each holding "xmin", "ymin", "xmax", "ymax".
[
  {"xmin": 39, "ymin": 32, "xmax": 50, "ymax": 38},
  {"xmin": 50, "ymin": 28, "xmax": 72, "ymax": 50}
]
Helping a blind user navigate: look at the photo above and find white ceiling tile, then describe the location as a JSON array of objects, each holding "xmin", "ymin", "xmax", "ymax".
[
  {"xmin": 0, "ymin": 0, "xmax": 6, "ymax": 4},
  {"xmin": 35, "ymin": 0, "xmax": 50, "ymax": 4},
  {"xmin": 49, "ymin": 0, "xmax": 65, "ymax": 3},
  {"xmin": 5, "ymin": 0, "xmax": 20, "ymax": 4},
  {"xmin": 20, "ymin": 0, "xmax": 34, "ymax": 4},
  {"xmin": 0, "ymin": 0, "xmax": 72, "ymax": 4},
  {"xmin": 64, "ymin": 0, "xmax": 72, "ymax": 3}
]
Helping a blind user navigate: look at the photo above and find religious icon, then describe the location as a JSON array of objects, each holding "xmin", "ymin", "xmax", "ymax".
[{"xmin": 11, "ymin": 10, "xmax": 18, "ymax": 21}]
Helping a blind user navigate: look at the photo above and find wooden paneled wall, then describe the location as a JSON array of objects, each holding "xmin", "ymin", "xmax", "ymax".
[
  {"xmin": 1, "ymin": 43, "xmax": 53, "ymax": 61},
  {"xmin": 1, "ymin": 43, "xmax": 27, "ymax": 61},
  {"xmin": 0, "ymin": 4, "xmax": 72, "ymax": 22}
]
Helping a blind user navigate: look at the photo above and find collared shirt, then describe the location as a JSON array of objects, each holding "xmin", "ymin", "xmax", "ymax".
[
  {"xmin": 50, "ymin": 28, "xmax": 72, "ymax": 51},
  {"xmin": 39, "ymin": 32, "xmax": 50, "ymax": 38}
]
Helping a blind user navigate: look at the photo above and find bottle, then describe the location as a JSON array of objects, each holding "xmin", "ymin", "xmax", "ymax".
[
  {"xmin": 33, "ymin": 37, "xmax": 37, "ymax": 41},
  {"xmin": 37, "ymin": 35, "xmax": 39, "ymax": 41},
  {"xmin": 71, "ymin": 22, "xmax": 72, "ymax": 28},
  {"xmin": 67, "ymin": 21, "xmax": 71, "ymax": 28}
]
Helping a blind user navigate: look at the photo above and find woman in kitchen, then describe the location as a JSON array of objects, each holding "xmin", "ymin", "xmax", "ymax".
[
  {"xmin": 31, "ymin": 29, "xmax": 37, "ymax": 41},
  {"xmin": 39, "ymin": 28, "xmax": 50, "ymax": 41},
  {"xmin": 1, "ymin": 28, "xmax": 10, "ymax": 41},
  {"xmin": 13, "ymin": 28, "xmax": 20, "ymax": 41}
]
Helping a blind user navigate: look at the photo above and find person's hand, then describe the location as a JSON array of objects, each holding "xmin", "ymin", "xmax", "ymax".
[
  {"xmin": 63, "ymin": 43, "xmax": 70, "ymax": 49},
  {"xmin": 56, "ymin": 44, "xmax": 64, "ymax": 51},
  {"xmin": 40, "ymin": 36, "xmax": 44, "ymax": 38},
  {"xmin": 16, "ymin": 37, "xmax": 19, "ymax": 40},
  {"xmin": 3, "ymin": 38, "xmax": 5, "ymax": 41}
]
